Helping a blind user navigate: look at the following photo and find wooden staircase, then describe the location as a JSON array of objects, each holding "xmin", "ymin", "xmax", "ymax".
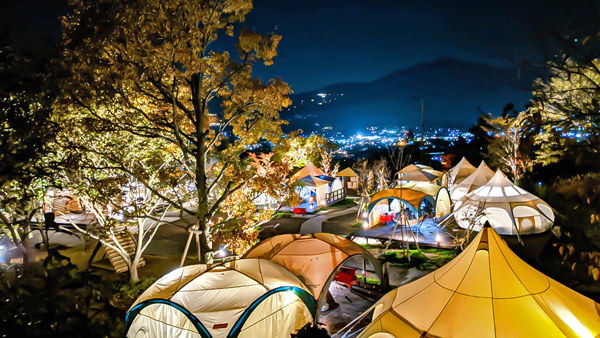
[{"xmin": 105, "ymin": 230, "xmax": 145, "ymax": 274}]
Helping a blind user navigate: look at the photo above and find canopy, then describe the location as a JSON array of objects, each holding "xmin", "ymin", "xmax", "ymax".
[
  {"xmin": 453, "ymin": 170, "xmax": 555, "ymax": 235},
  {"xmin": 292, "ymin": 161, "xmax": 325, "ymax": 180},
  {"xmin": 450, "ymin": 161, "xmax": 495, "ymax": 201},
  {"xmin": 423, "ymin": 168, "xmax": 444, "ymax": 177},
  {"xmin": 396, "ymin": 182, "xmax": 442, "ymax": 197},
  {"xmin": 243, "ymin": 233, "xmax": 382, "ymax": 311},
  {"xmin": 448, "ymin": 157, "xmax": 477, "ymax": 186},
  {"xmin": 299, "ymin": 175, "xmax": 332, "ymax": 187},
  {"xmin": 126, "ymin": 259, "xmax": 315, "ymax": 338},
  {"xmin": 358, "ymin": 225, "xmax": 600, "ymax": 338},
  {"xmin": 398, "ymin": 170, "xmax": 439, "ymax": 182},
  {"xmin": 336, "ymin": 167, "xmax": 359, "ymax": 177},
  {"xmin": 396, "ymin": 164, "xmax": 432, "ymax": 177}
]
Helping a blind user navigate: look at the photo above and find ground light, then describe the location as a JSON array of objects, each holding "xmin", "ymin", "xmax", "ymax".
[{"xmin": 435, "ymin": 234, "xmax": 442, "ymax": 250}]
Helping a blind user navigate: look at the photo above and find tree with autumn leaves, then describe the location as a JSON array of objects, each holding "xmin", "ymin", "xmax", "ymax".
[{"xmin": 55, "ymin": 0, "xmax": 293, "ymax": 263}]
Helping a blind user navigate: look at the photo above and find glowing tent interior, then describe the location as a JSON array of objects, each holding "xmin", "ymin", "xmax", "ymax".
[
  {"xmin": 450, "ymin": 161, "xmax": 495, "ymax": 201},
  {"xmin": 243, "ymin": 233, "xmax": 382, "ymax": 311},
  {"xmin": 125, "ymin": 259, "xmax": 315, "ymax": 338},
  {"xmin": 367, "ymin": 185, "xmax": 452, "ymax": 226},
  {"xmin": 453, "ymin": 170, "xmax": 555, "ymax": 235},
  {"xmin": 357, "ymin": 225, "xmax": 600, "ymax": 338}
]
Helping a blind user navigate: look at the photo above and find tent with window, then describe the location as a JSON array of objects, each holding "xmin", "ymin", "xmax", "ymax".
[
  {"xmin": 450, "ymin": 161, "xmax": 495, "ymax": 201},
  {"xmin": 243, "ymin": 233, "xmax": 382, "ymax": 312},
  {"xmin": 357, "ymin": 225, "xmax": 600, "ymax": 338},
  {"xmin": 453, "ymin": 170, "xmax": 555, "ymax": 235},
  {"xmin": 125, "ymin": 259, "xmax": 315, "ymax": 338},
  {"xmin": 448, "ymin": 157, "xmax": 477, "ymax": 187}
]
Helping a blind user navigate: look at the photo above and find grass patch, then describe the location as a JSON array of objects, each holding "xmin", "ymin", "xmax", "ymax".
[
  {"xmin": 357, "ymin": 273, "xmax": 381, "ymax": 286},
  {"xmin": 330, "ymin": 199, "xmax": 358, "ymax": 207},
  {"xmin": 379, "ymin": 249, "xmax": 458, "ymax": 271},
  {"xmin": 352, "ymin": 222, "xmax": 363, "ymax": 228}
]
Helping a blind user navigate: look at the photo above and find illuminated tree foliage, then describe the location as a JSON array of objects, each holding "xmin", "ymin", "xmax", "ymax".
[
  {"xmin": 525, "ymin": 59, "xmax": 600, "ymax": 166},
  {"xmin": 213, "ymin": 152, "xmax": 300, "ymax": 255},
  {"xmin": 0, "ymin": 45, "xmax": 58, "ymax": 263},
  {"xmin": 55, "ymin": 0, "xmax": 291, "ymax": 262}
]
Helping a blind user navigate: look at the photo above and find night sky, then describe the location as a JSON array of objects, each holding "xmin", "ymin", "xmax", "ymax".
[{"xmin": 2, "ymin": 0, "xmax": 598, "ymax": 129}]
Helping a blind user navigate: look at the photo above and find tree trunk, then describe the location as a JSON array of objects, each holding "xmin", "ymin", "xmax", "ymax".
[{"xmin": 129, "ymin": 261, "xmax": 139, "ymax": 283}]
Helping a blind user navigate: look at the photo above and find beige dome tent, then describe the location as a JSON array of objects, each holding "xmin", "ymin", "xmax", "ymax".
[
  {"xmin": 450, "ymin": 161, "xmax": 495, "ymax": 201},
  {"xmin": 125, "ymin": 259, "xmax": 315, "ymax": 338},
  {"xmin": 395, "ymin": 164, "xmax": 432, "ymax": 178},
  {"xmin": 357, "ymin": 225, "xmax": 600, "ymax": 338},
  {"xmin": 453, "ymin": 170, "xmax": 555, "ymax": 235},
  {"xmin": 243, "ymin": 233, "xmax": 382, "ymax": 311},
  {"xmin": 448, "ymin": 157, "xmax": 476, "ymax": 187}
]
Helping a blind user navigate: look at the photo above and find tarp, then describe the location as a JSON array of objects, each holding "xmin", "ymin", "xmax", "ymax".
[
  {"xmin": 398, "ymin": 170, "xmax": 439, "ymax": 182},
  {"xmin": 336, "ymin": 167, "xmax": 359, "ymax": 177},
  {"xmin": 448, "ymin": 157, "xmax": 477, "ymax": 186},
  {"xmin": 358, "ymin": 225, "xmax": 600, "ymax": 338},
  {"xmin": 243, "ymin": 233, "xmax": 382, "ymax": 311},
  {"xmin": 292, "ymin": 161, "xmax": 325, "ymax": 180},
  {"xmin": 450, "ymin": 161, "xmax": 495, "ymax": 201},
  {"xmin": 298, "ymin": 175, "xmax": 332, "ymax": 187},
  {"xmin": 126, "ymin": 259, "xmax": 314, "ymax": 338},
  {"xmin": 396, "ymin": 164, "xmax": 432, "ymax": 177},
  {"xmin": 453, "ymin": 170, "xmax": 555, "ymax": 235}
]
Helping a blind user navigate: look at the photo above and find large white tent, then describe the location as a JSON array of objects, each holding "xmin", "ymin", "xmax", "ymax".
[
  {"xmin": 357, "ymin": 225, "xmax": 600, "ymax": 338},
  {"xmin": 243, "ymin": 233, "xmax": 382, "ymax": 311},
  {"xmin": 125, "ymin": 259, "xmax": 315, "ymax": 338},
  {"xmin": 450, "ymin": 161, "xmax": 495, "ymax": 201},
  {"xmin": 448, "ymin": 157, "xmax": 477, "ymax": 187},
  {"xmin": 453, "ymin": 170, "xmax": 555, "ymax": 235}
]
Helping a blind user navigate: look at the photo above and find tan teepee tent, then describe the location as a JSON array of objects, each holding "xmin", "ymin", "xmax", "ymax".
[
  {"xmin": 448, "ymin": 157, "xmax": 477, "ymax": 187},
  {"xmin": 292, "ymin": 161, "xmax": 325, "ymax": 180},
  {"xmin": 125, "ymin": 259, "xmax": 315, "ymax": 338},
  {"xmin": 450, "ymin": 161, "xmax": 495, "ymax": 201},
  {"xmin": 453, "ymin": 170, "xmax": 554, "ymax": 235},
  {"xmin": 358, "ymin": 225, "xmax": 600, "ymax": 338}
]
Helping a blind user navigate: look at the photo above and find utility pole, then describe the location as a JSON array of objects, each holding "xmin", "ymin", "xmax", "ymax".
[
  {"xmin": 420, "ymin": 99, "xmax": 425, "ymax": 164},
  {"xmin": 421, "ymin": 99, "xmax": 424, "ymax": 143}
]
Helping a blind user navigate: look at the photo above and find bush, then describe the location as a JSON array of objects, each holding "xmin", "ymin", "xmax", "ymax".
[
  {"xmin": 291, "ymin": 323, "xmax": 330, "ymax": 338},
  {"xmin": 112, "ymin": 276, "xmax": 156, "ymax": 310},
  {"xmin": 0, "ymin": 250, "xmax": 126, "ymax": 337}
]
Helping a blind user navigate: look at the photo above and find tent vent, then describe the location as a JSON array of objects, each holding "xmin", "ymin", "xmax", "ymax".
[{"xmin": 477, "ymin": 228, "xmax": 489, "ymax": 251}]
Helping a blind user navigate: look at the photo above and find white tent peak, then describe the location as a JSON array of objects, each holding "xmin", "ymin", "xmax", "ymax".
[
  {"xmin": 450, "ymin": 161, "xmax": 495, "ymax": 201},
  {"xmin": 358, "ymin": 226, "xmax": 600, "ymax": 338},
  {"xmin": 448, "ymin": 157, "xmax": 477, "ymax": 186}
]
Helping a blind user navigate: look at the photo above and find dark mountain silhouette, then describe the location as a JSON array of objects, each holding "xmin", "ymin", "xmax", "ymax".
[{"xmin": 282, "ymin": 57, "xmax": 544, "ymax": 134}]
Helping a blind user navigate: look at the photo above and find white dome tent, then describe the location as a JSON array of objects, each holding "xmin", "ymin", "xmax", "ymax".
[
  {"xmin": 448, "ymin": 157, "xmax": 476, "ymax": 188},
  {"xmin": 125, "ymin": 259, "xmax": 315, "ymax": 338},
  {"xmin": 453, "ymin": 170, "xmax": 555, "ymax": 236},
  {"xmin": 450, "ymin": 161, "xmax": 495, "ymax": 202}
]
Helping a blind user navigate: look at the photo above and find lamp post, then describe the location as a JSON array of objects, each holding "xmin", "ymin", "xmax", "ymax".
[{"xmin": 435, "ymin": 234, "xmax": 442, "ymax": 251}]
